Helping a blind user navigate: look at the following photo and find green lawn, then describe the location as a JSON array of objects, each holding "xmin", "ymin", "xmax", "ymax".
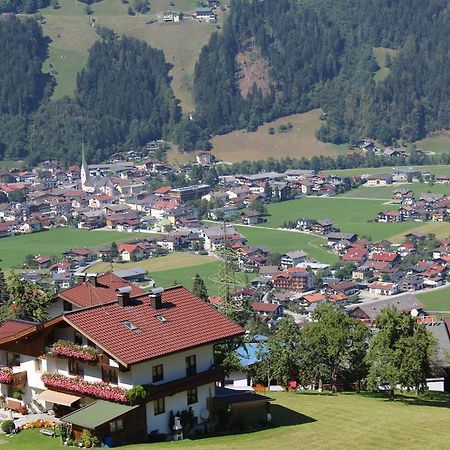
[
  {"xmin": 235, "ymin": 226, "xmax": 338, "ymax": 264},
  {"xmin": 0, "ymin": 160, "xmax": 24, "ymax": 169},
  {"xmin": 6, "ymin": 391, "xmax": 450, "ymax": 449},
  {"xmin": 340, "ymin": 183, "xmax": 450, "ymax": 199},
  {"xmin": 151, "ymin": 261, "xmax": 248, "ymax": 296},
  {"xmin": 417, "ymin": 286, "xmax": 450, "ymax": 312},
  {"xmin": 37, "ymin": 0, "xmax": 221, "ymax": 111},
  {"xmin": 88, "ymin": 253, "xmax": 225, "ymax": 294},
  {"xmin": 321, "ymin": 165, "xmax": 450, "ymax": 177},
  {"xmin": 0, "ymin": 228, "xmax": 143, "ymax": 271},
  {"xmin": 416, "ymin": 134, "xmax": 450, "ymax": 154},
  {"xmin": 263, "ymin": 198, "xmax": 421, "ymax": 242}
]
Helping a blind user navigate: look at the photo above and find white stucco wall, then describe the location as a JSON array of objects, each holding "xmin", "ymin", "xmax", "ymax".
[
  {"xmin": 145, "ymin": 382, "xmax": 214, "ymax": 435},
  {"xmin": 127, "ymin": 344, "xmax": 214, "ymax": 388}
]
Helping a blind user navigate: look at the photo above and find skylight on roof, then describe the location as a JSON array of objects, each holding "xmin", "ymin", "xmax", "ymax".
[
  {"xmin": 122, "ymin": 320, "xmax": 141, "ymax": 332},
  {"xmin": 155, "ymin": 315, "xmax": 168, "ymax": 323}
]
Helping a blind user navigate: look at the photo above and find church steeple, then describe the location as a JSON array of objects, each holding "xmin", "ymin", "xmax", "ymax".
[{"xmin": 81, "ymin": 142, "xmax": 89, "ymax": 191}]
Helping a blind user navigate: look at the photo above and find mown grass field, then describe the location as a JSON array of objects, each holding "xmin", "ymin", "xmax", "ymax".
[
  {"xmin": 417, "ymin": 286, "xmax": 450, "ymax": 312},
  {"xmin": 388, "ymin": 222, "xmax": 450, "ymax": 242},
  {"xmin": 0, "ymin": 228, "xmax": 142, "ymax": 271},
  {"xmin": 340, "ymin": 183, "xmax": 450, "ymax": 199},
  {"xmin": 38, "ymin": 0, "xmax": 222, "ymax": 110},
  {"xmin": 321, "ymin": 165, "xmax": 450, "ymax": 177},
  {"xmin": 5, "ymin": 392, "xmax": 450, "ymax": 450},
  {"xmin": 90, "ymin": 252, "xmax": 216, "ymax": 274},
  {"xmin": 211, "ymin": 109, "xmax": 348, "ymax": 163},
  {"xmin": 263, "ymin": 197, "xmax": 423, "ymax": 242},
  {"xmin": 0, "ymin": 160, "xmax": 24, "ymax": 169},
  {"xmin": 234, "ymin": 226, "xmax": 338, "ymax": 264},
  {"xmin": 416, "ymin": 133, "xmax": 450, "ymax": 154},
  {"xmin": 88, "ymin": 252, "xmax": 244, "ymax": 296}
]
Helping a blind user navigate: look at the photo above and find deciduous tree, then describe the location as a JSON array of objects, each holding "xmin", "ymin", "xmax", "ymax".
[
  {"xmin": 366, "ymin": 307, "xmax": 435, "ymax": 400},
  {"xmin": 298, "ymin": 304, "xmax": 368, "ymax": 392}
]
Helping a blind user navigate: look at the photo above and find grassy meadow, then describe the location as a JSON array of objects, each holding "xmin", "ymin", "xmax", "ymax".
[
  {"xmin": 5, "ymin": 391, "xmax": 450, "ymax": 450},
  {"xmin": 372, "ymin": 47, "xmax": 398, "ymax": 84},
  {"xmin": 321, "ymin": 165, "xmax": 450, "ymax": 177},
  {"xmin": 417, "ymin": 286, "xmax": 450, "ymax": 312},
  {"xmin": 263, "ymin": 197, "xmax": 425, "ymax": 242},
  {"xmin": 0, "ymin": 228, "xmax": 143, "ymax": 271},
  {"xmin": 340, "ymin": 182, "xmax": 450, "ymax": 199},
  {"xmin": 211, "ymin": 109, "xmax": 348, "ymax": 163},
  {"xmin": 37, "ymin": 0, "xmax": 223, "ymax": 110},
  {"xmin": 416, "ymin": 133, "xmax": 450, "ymax": 154},
  {"xmin": 235, "ymin": 226, "xmax": 338, "ymax": 264},
  {"xmin": 88, "ymin": 253, "xmax": 225, "ymax": 294}
]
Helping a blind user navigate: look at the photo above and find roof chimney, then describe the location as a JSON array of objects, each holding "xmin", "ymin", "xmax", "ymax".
[
  {"xmin": 116, "ymin": 286, "xmax": 132, "ymax": 307},
  {"xmin": 150, "ymin": 287, "xmax": 164, "ymax": 310}
]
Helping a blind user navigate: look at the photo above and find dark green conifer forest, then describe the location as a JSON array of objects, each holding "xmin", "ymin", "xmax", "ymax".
[
  {"xmin": 194, "ymin": 0, "xmax": 450, "ymax": 145},
  {"xmin": 0, "ymin": 0, "xmax": 449, "ymax": 164}
]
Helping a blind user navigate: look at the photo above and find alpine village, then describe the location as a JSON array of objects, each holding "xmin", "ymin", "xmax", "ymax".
[{"xmin": 0, "ymin": 0, "xmax": 450, "ymax": 449}]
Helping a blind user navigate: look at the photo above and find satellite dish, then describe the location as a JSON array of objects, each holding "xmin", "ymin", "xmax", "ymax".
[
  {"xmin": 200, "ymin": 409, "xmax": 210, "ymax": 420},
  {"xmin": 411, "ymin": 308, "xmax": 419, "ymax": 317}
]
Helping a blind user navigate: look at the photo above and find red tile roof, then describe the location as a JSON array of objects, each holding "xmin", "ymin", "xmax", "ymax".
[
  {"xmin": 252, "ymin": 302, "xmax": 279, "ymax": 313},
  {"xmin": 118, "ymin": 243, "xmax": 144, "ymax": 253},
  {"xmin": 58, "ymin": 273, "xmax": 144, "ymax": 308},
  {"xmin": 0, "ymin": 320, "xmax": 37, "ymax": 340},
  {"xmin": 303, "ymin": 293, "xmax": 326, "ymax": 303},
  {"xmin": 65, "ymin": 286, "xmax": 244, "ymax": 366},
  {"xmin": 154, "ymin": 186, "xmax": 172, "ymax": 195},
  {"xmin": 370, "ymin": 252, "xmax": 398, "ymax": 263}
]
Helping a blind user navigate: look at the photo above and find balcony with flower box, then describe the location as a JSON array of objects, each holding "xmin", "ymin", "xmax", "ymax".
[
  {"xmin": 41, "ymin": 373, "xmax": 129, "ymax": 404},
  {"xmin": 49, "ymin": 340, "xmax": 100, "ymax": 364},
  {"xmin": 0, "ymin": 367, "xmax": 13, "ymax": 385},
  {"xmin": 0, "ymin": 366, "xmax": 27, "ymax": 387}
]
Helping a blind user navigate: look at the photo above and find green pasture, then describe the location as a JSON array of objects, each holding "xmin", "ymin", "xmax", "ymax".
[
  {"xmin": 417, "ymin": 286, "xmax": 450, "ymax": 312},
  {"xmin": 264, "ymin": 197, "xmax": 423, "ymax": 242},
  {"xmin": 340, "ymin": 183, "xmax": 450, "ymax": 199},
  {"xmin": 6, "ymin": 391, "xmax": 450, "ymax": 450},
  {"xmin": 0, "ymin": 228, "xmax": 142, "ymax": 271},
  {"xmin": 235, "ymin": 226, "xmax": 338, "ymax": 265}
]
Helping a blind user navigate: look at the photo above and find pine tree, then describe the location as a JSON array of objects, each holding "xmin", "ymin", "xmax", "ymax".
[
  {"xmin": 192, "ymin": 274, "xmax": 209, "ymax": 302},
  {"xmin": 110, "ymin": 241, "xmax": 119, "ymax": 259},
  {"xmin": 0, "ymin": 269, "xmax": 9, "ymax": 304}
]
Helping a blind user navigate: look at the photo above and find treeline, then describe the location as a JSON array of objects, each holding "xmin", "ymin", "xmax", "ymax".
[
  {"xmin": 0, "ymin": 0, "xmax": 49, "ymax": 13},
  {"xmin": 29, "ymin": 35, "xmax": 180, "ymax": 164},
  {"xmin": 0, "ymin": 17, "xmax": 180, "ymax": 164},
  {"xmin": 0, "ymin": 16, "xmax": 53, "ymax": 160},
  {"xmin": 215, "ymin": 148, "xmax": 450, "ymax": 176},
  {"xmin": 193, "ymin": 0, "xmax": 450, "ymax": 147}
]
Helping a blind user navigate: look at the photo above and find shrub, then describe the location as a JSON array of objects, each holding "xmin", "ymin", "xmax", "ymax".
[
  {"xmin": 1, "ymin": 420, "xmax": 15, "ymax": 434},
  {"xmin": 80, "ymin": 429, "xmax": 100, "ymax": 448},
  {"xmin": 127, "ymin": 385, "xmax": 150, "ymax": 404},
  {"xmin": 12, "ymin": 390, "xmax": 23, "ymax": 400},
  {"xmin": 268, "ymin": 127, "xmax": 275, "ymax": 135}
]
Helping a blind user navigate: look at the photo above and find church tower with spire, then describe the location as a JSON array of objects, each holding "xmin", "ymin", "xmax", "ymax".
[{"xmin": 80, "ymin": 143, "xmax": 89, "ymax": 192}]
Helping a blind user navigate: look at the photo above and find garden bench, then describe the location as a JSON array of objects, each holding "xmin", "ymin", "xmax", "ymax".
[{"xmin": 39, "ymin": 428, "xmax": 55, "ymax": 437}]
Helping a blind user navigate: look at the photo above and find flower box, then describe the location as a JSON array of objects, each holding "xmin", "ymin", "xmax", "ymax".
[
  {"xmin": 50, "ymin": 340, "xmax": 99, "ymax": 363},
  {"xmin": 41, "ymin": 373, "xmax": 129, "ymax": 404},
  {"xmin": 0, "ymin": 367, "xmax": 13, "ymax": 384}
]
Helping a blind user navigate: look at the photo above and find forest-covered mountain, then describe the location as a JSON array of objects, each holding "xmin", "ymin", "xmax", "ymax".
[
  {"xmin": 0, "ymin": 16, "xmax": 179, "ymax": 164},
  {"xmin": 0, "ymin": 1, "xmax": 449, "ymax": 164},
  {"xmin": 193, "ymin": 0, "xmax": 450, "ymax": 145},
  {"xmin": 0, "ymin": 0, "xmax": 49, "ymax": 13},
  {"xmin": 29, "ymin": 36, "xmax": 180, "ymax": 164}
]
